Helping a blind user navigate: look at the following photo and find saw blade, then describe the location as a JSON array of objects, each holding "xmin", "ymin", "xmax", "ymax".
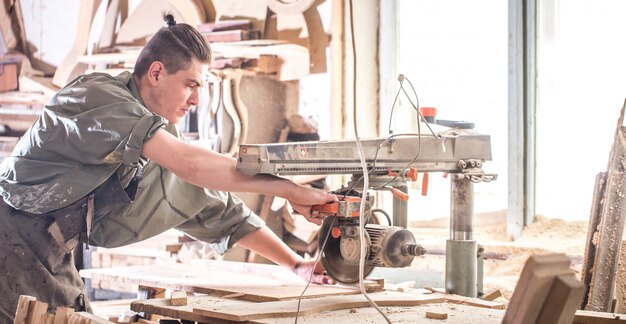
[{"xmin": 319, "ymin": 216, "xmax": 374, "ymax": 284}]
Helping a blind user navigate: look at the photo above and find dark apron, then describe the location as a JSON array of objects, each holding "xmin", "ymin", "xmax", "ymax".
[{"xmin": 0, "ymin": 170, "xmax": 133, "ymax": 323}]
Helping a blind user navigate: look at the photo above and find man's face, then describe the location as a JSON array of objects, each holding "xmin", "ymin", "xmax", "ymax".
[{"xmin": 151, "ymin": 58, "xmax": 208, "ymax": 124}]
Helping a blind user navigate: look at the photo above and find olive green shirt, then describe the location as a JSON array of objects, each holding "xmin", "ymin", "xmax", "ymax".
[{"xmin": 0, "ymin": 71, "xmax": 263, "ymax": 251}]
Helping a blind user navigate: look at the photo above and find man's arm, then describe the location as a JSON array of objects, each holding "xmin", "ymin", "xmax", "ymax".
[
  {"xmin": 142, "ymin": 129, "xmax": 336, "ymax": 221},
  {"xmin": 236, "ymin": 226, "xmax": 334, "ymax": 284}
]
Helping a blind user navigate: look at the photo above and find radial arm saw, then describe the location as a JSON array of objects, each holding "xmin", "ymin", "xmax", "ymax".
[{"xmin": 236, "ymin": 127, "xmax": 496, "ymax": 298}]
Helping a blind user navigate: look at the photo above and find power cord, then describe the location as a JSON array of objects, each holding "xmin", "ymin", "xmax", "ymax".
[
  {"xmin": 347, "ymin": 0, "xmax": 392, "ymax": 322},
  {"xmin": 294, "ymin": 216, "xmax": 336, "ymax": 324}
]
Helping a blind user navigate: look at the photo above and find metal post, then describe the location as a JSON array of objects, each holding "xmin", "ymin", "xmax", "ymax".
[
  {"xmin": 446, "ymin": 174, "xmax": 478, "ymax": 297},
  {"xmin": 392, "ymin": 184, "xmax": 408, "ymax": 228}
]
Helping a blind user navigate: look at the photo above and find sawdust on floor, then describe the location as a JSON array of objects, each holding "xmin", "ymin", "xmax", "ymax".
[{"xmin": 407, "ymin": 212, "xmax": 589, "ymax": 302}]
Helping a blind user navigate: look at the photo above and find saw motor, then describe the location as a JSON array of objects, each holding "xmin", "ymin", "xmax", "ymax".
[{"xmin": 314, "ymin": 191, "xmax": 426, "ymax": 284}]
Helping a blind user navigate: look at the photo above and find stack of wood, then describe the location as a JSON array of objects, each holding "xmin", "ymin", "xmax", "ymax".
[
  {"xmin": 14, "ymin": 295, "xmax": 115, "ymax": 324},
  {"xmin": 581, "ymin": 102, "xmax": 626, "ymax": 313}
]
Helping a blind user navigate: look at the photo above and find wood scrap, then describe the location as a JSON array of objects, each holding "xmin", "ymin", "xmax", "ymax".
[
  {"xmin": 170, "ymin": 291, "xmax": 188, "ymax": 306},
  {"xmin": 482, "ymin": 289, "xmax": 503, "ymax": 301},
  {"xmin": 425, "ymin": 311, "xmax": 448, "ymax": 320},
  {"xmin": 573, "ymin": 310, "xmax": 626, "ymax": 323}
]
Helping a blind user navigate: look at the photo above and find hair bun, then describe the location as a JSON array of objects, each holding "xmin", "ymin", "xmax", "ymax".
[{"xmin": 164, "ymin": 13, "xmax": 176, "ymax": 27}]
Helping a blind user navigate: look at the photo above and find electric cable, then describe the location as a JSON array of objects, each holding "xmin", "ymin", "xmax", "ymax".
[
  {"xmin": 347, "ymin": 0, "xmax": 392, "ymax": 322},
  {"xmin": 294, "ymin": 216, "xmax": 336, "ymax": 324}
]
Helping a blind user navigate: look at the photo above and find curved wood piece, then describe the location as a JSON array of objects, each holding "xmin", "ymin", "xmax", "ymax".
[
  {"xmin": 115, "ymin": 0, "xmax": 204, "ymax": 45},
  {"xmin": 221, "ymin": 77, "xmax": 241, "ymax": 156},
  {"xmin": 52, "ymin": 0, "xmax": 102, "ymax": 87},
  {"xmin": 230, "ymin": 70, "xmax": 249, "ymax": 146}
]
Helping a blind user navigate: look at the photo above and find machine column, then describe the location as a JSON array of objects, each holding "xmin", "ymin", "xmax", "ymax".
[
  {"xmin": 392, "ymin": 184, "xmax": 408, "ymax": 228},
  {"xmin": 445, "ymin": 174, "xmax": 479, "ymax": 297}
]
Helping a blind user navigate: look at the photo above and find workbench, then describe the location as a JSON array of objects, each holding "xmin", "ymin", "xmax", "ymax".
[{"xmin": 80, "ymin": 261, "xmax": 507, "ymax": 323}]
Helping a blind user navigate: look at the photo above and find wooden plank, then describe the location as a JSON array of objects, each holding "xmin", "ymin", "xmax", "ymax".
[
  {"xmin": 54, "ymin": 307, "xmax": 74, "ymax": 324},
  {"xmin": 43, "ymin": 313, "xmax": 55, "ymax": 324},
  {"xmin": 581, "ymin": 172, "xmax": 608, "ymax": 309},
  {"xmin": 444, "ymin": 294, "xmax": 505, "ymax": 310},
  {"xmin": 14, "ymin": 295, "xmax": 36, "ymax": 324},
  {"xmin": 192, "ymin": 291, "xmax": 444, "ymax": 322},
  {"xmin": 617, "ymin": 241, "xmax": 626, "ymax": 313},
  {"xmin": 25, "ymin": 300, "xmax": 48, "ymax": 324},
  {"xmin": 587, "ymin": 102, "xmax": 626, "ymax": 312},
  {"xmin": 536, "ymin": 274, "xmax": 585, "ymax": 324},
  {"xmin": 573, "ymin": 310, "xmax": 626, "ymax": 324},
  {"xmin": 502, "ymin": 254, "xmax": 578, "ymax": 324},
  {"xmin": 74, "ymin": 311, "xmax": 116, "ymax": 324},
  {"xmin": 132, "ymin": 295, "xmax": 248, "ymax": 323},
  {"xmin": 80, "ymin": 262, "xmax": 366, "ymax": 302}
]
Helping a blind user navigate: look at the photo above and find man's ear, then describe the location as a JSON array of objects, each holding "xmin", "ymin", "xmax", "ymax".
[{"xmin": 147, "ymin": 61, "xmax": 165, "ymax": 86}]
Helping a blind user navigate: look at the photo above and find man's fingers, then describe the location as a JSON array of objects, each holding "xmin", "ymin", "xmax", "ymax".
[{"xmin": 311, "ymin": 273, "xmax": 335, "ymax": 285}]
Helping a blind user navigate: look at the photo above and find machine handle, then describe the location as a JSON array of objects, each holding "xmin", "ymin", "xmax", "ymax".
[
  {"xmin": 389, "ymin": 187, "xmax": 409, "ymax": 201},
  {"xmin": 311, "ymin": 202, "xmax": 339, "ymax": 214}
]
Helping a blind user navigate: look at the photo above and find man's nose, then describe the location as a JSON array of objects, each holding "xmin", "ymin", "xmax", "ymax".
[{"xmin": 188, "ymin": 87, "xmax": 200, "ymax": 106}]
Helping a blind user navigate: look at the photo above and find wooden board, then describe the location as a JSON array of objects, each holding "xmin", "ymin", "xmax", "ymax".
[
  {"xmin": 80, "ymin": 261, "xmax": 367, "ymax": 302},
  {"xmin": 132, "ymin": 291, "xmax": 444, "ymax": 323},
  {"xmin": 193, "ymin": 291, "xmax": 444, "ymax": 322},
  {"xmin": 132, "ymin": 295, "xmax": 249, "ymax": 323}
]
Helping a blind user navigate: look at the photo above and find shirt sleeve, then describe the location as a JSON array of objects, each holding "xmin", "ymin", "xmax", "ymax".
[
  {"xmin": 174, "ymin": 191, "xmax": 265, "ymax": 254},
  {"xmin": 17, "ymin": 73, "xmax": 166, "ymax": 167}
]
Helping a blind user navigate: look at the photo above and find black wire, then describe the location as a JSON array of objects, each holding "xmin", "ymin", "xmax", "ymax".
[{"xmin": 371, "ymin": 208, "xmax": 392, "ymax": 226}]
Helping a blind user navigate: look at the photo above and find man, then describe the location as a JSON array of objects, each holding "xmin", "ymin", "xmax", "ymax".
[{"xmin": 0, "ymin": 14, "xmax": 336, "ymax": 322}]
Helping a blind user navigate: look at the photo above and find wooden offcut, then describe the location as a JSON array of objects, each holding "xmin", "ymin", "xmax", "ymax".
[
  {"xmin": 14, "ymin": 295, "xmax": 36, "ymax": 324},
  {"xmin": 170, "ymin": 291, "xmax": 188, "ymax": 306},
  {"xmin": 25, "ymin": 300, "xmax": 49, "ymax": 324},
  {"xmin": 502, "ymin": 254, "xmax": 583, "ymax": 324},
  {"xmin": 425, "ymin": 311, "xmax": 448, "ymax": 320}
]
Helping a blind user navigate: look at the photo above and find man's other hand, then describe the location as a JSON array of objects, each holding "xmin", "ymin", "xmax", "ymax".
[{"xmin": 293, "ymin": 259, "xmax": 335, "ymax": 285}]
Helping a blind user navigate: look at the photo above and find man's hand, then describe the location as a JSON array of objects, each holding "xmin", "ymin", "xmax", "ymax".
[
  {"xmin": 288, "ymin": 186, "xmax": 337, "ymax": 225},
  {"xmin": 293, "ymin": 259, "xmax": 335, "ymax": 285}
]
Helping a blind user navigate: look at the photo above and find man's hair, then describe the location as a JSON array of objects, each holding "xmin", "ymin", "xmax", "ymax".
[{"xmin": 133, "ymin": 13, "xmax": 211, "ymax": 77}]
